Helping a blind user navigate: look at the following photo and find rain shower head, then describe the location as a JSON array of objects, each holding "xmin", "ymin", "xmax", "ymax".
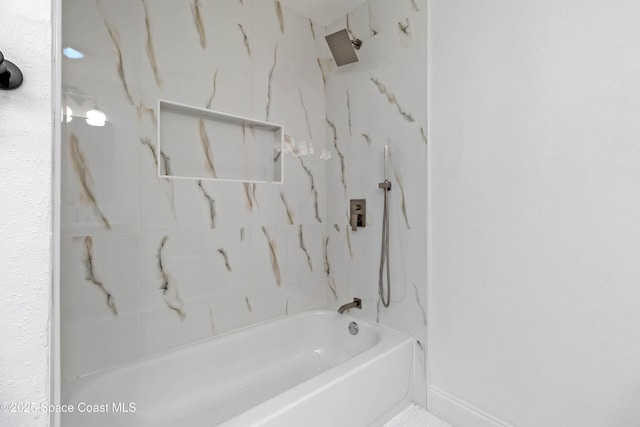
[{"xmin": 325, "ymin": 29, "xmax": 362, "ymax": 66}]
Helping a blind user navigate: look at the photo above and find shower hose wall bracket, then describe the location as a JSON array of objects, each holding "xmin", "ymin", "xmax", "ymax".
[{"xmin": 378, "ymin": 180, "xmax": 392, "ymax": 191}]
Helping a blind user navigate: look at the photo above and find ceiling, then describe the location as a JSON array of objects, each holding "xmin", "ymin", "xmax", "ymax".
[{"xmin": 277, "ymin": 0, "xmax": 368, "ymax": 26}]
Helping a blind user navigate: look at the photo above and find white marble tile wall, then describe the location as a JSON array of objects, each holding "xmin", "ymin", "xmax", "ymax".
[
  {"xmin": 322, "ymin": 0, "xmax": 428, "ymax": 406},
  {"xmin": 61, "ymin": 0, "xmax": 328, "ymax": 381},
  {"xmin": 61, "ymin": 0, "xmax": 429, "ymax": 406}
]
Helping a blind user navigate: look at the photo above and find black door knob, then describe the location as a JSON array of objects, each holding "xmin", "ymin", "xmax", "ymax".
[{"xmin": 0, "ymin": 50, "xmax": 24, "ymax": 90}]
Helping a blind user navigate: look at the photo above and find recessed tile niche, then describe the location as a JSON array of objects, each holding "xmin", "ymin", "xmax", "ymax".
[{"xmin": 158, "ymin": 100, "xmax": 284, "ymax": 183}]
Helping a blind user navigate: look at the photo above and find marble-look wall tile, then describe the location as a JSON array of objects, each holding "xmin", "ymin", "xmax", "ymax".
[
  {"xmin": 414, "ymin": 339, "xmax": 428, "ymax": 407},
  {"xmin": 344, "ymin": 225, "xmax": 382, "ymax": 321},
  {"xmin": 207, "ymin": 291, "xmax": 254, "ymax": 336},
  {"xmin": 323, "ymin": 224, "xmax": 349, "ymax": 308},
  {"xmin": 379, "ymin": 229, "xmax": 428, "ymax": 342},
  {"xmin": 251, "ymin": 225, "xmax": 286, "ymax": 290},
  {"xmin": 324, "ymin": 117, "xmax": 349, "ymax": 226},
  {"xmin": 326, "ymin": 16, "xmax": 348, "ymax": 38},
  {"xmin": 250, "ymin": 0, "xmax": 328, "ymax": 229},
  {"xmin": 61, "ymin": 235, "xmax": 137, "ymax": 381},
  {"xmin": 61, "ymin": 0, "xmax": 428, "ymax": 396},
  {"xmin": 58, "ymin": 0, "xmax": 396, "ymax": 378},
  {"xmin": 346, "ymin": 226, "xmax": 428, "ymax": 331},
  {"xmin": 283, "ymin": 224, "xmax": 327, "ymax": 313},
  {"xmin": 323, "ymin": 0, "xmax": 428, "ymax": 405},
  {"xmin": 284, "ymin": 224, "xmax": 324, "ymax": 287},
  {"xmin": 138, "ymin": 0, "xmax": 253, "ymax": 117},
  {"xmin": 61, "ymin": 104, "xmax": 139, "ymax": 237},
  {"xmin": 325, "ymin": 0, "xmax": 427, "ymax": 288},
  {"xmin": 137, "ymin": 228, "xmax": 251, "ymax": 357},
  {"xmin": 138, "ymin": 109, "xmax": 256, "ymax": 232},
  {"xmin": 62, "ymin": 0, "xmax": 142, "ymax": 105}
]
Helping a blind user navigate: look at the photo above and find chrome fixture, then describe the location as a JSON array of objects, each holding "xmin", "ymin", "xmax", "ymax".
[
  {"xmin": 378, "ymin": 145, "xmax": 391, "ymax": 307},
  {"xmin": 348, "ymin": 322, "xmax": 359, "ymax": 335},
  {"xmin": 338, "ymin": 297, "xmax": 362, "ymax": 314},
  {"xmin": 350, "ymin": 199, "xmax": 366, "ymax": 231},
  {"xmin": 0, "ymin": 50, "xmax": 23, "ymax": 90},
  {"xmin": 325, "ymin": 29, "xmax": 362, "ymax": 66}
]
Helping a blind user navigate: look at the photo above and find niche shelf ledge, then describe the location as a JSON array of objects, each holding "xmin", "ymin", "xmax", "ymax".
[{"xmin": 158, "ymin": 99, "xmax": 284, "ymax": 184}]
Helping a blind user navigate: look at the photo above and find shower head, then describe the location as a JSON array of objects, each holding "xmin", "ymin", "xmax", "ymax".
[{"xmin": 325, "ymin": 29, "xmax": 362, "ymax": 67}]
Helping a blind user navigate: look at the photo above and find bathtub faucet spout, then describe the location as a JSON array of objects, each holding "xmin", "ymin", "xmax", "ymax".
[{"xmin": 338, "ymin": 298, "xmax": 362, "ymax": 314}]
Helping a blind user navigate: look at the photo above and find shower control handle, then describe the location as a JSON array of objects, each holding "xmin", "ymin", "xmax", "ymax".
[{"xmin": 350, "ymin": 199, "xmax": 366, "ymax": 231}]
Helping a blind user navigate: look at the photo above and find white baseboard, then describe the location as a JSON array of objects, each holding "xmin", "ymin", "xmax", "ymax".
[{"xmin": 429, "ymin": 386, "xmax": 514, "ymax": 427}]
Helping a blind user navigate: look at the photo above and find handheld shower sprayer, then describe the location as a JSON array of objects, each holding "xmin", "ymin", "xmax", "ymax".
[{"xmin": 378, "ymin": 145, "xmax": 392, "ymax": 307}]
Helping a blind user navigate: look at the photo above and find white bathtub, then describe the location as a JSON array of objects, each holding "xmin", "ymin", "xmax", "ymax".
[{"xmin": 62, "ymin": 309, "xmax": 414, "ymax": 427}]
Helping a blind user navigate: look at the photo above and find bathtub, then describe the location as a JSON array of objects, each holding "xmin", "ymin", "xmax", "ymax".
[{"xmin": 61, "ymin": 309, "xmax": 414, "ymax": 427}]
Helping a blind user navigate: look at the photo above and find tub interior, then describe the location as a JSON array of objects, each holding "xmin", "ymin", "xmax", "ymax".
[{"xmin": 62, "ymin": 311, "xmax": 395, "ymax": 426}]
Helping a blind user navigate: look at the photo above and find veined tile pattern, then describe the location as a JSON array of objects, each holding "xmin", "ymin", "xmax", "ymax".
[
  {"xmin": 141, "ymin": 137, "xmax": 176, "ymax": 217},
  {"xmin": 326, "ymin": 118, "xmax": 346, "ymax": 194},
  {"xmin": 298, "ymin": 225, "xmax": 313, "ymax": 271},
  {"xmin": 280, "ymin": 192, "xmax": 295, "ymax": 224},
  {"xmin": 298, "ymin": 89, "xmax": 313, "ymax": 140},
  {"xmin": 317, "ymin": 58, "xmax": 327, "ymax": 86},
  {"xmin": 158, "ymin": 236, "xmax": 186, "ymax": 321},
  {"xmin": 141, "ymin": 0, "xmax": 163, "ymax": 88},
  {"xmin": 274, "ymin": 0, "xmax": 285, "ymax": 33},
  {"xmin": 323, "ymin": 235, "xmax": 338, "ymax": 300},
  {"xmin": 62, "ymin": 0, "xmax": 328, "ymax": 379},
  {"xmin": 252, "ymin": 184, "xmax": 261, "ymax": 210},
  {"xmin": 61, "ymin": 234, "xmax": 137, "ymax": 380},
  {"xmin": 399, "ymin": 18, "xmax": 411, "ymax": 37},
  {"xmin": 242, "ymin": 182, "xmax": 254, "ymax": 211},
  {"xmin": 191, "ymin": 0, "xmax": 207, "ymax": 48},
  {"xmin": 297, "ymin": 157, "xmax": 322, "ymax": 223},
  {"xmin": 237, "ymin": 24, "xmax": 251, "ymax": 56},
  {"xmin": 262, "ymin": 226, "xmax": 282, "ymax": 286},
  {"xmin": 197, "ymin": 180, "xmax": 216, "ymax": 228},
  {"xmin": 369, "ymin": 3, "xmax": 380, "ymax": 36},
  {"xmin": 60, "ymin": 0, "xmax": 426, "ymax": 387},
  {"xmin": 137, "ymin": 104, "xmax": 157, "ymax": 126},
  {"xmin": 217, "ymin": 248, "xmax": 232, "ymax": 272},
  {"xmin": 96, "ymin": 0, "xmax": 136, "ymax": 105},
  {"xmin": 394, "ymin": 169, "xmax": 411, "ymax": 229},
  {"xmin": 140, "ymin": 137, "xmax": 168, "ymax": 174},
  {"xmin": 370, "ymin": 77, "xmax": 415, "ymax": 123},
  {"xmin": 324, "ymin": 0, "xmax": 427, "ymax": 404},
  {"xmin": 266, "ymin": 44, "xmax": 278, "ymax": 121},
  {"xmin": 205, "ymin": 70, "xmax": 218, "ymax": 109},
  {"xmin": 198, "ymin": 119, "xmax": 218, "ymax": 178},
  {"xmin": 308, "ymin": 18, "xmax": 316, "ymax": 40},
  {"xmin": 69, "ymin": 133, "xmax": 111, "ymax": 230},
  {"xmin": 83, "ymin": 236, "xmax": 117, "ymax": 315}
]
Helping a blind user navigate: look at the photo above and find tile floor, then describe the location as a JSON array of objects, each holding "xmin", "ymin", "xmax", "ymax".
[{"xmin": 383, "ymin": 404, "xmax": 452, "ymax": 427}]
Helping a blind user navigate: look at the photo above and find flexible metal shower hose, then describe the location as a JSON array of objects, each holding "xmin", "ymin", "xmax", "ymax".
[{"xmin": 379, "ymin": 180, "xmax": 391, "ymax": 307}]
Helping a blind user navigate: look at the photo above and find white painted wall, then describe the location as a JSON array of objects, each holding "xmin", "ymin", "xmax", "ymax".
[
  {"xmin": 429, "ymin": 1, "xmax": 640, "ymax": 426},
  {"xmin": 0, "ymin": 1, "xmax": 53, "ymax": 426}
]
